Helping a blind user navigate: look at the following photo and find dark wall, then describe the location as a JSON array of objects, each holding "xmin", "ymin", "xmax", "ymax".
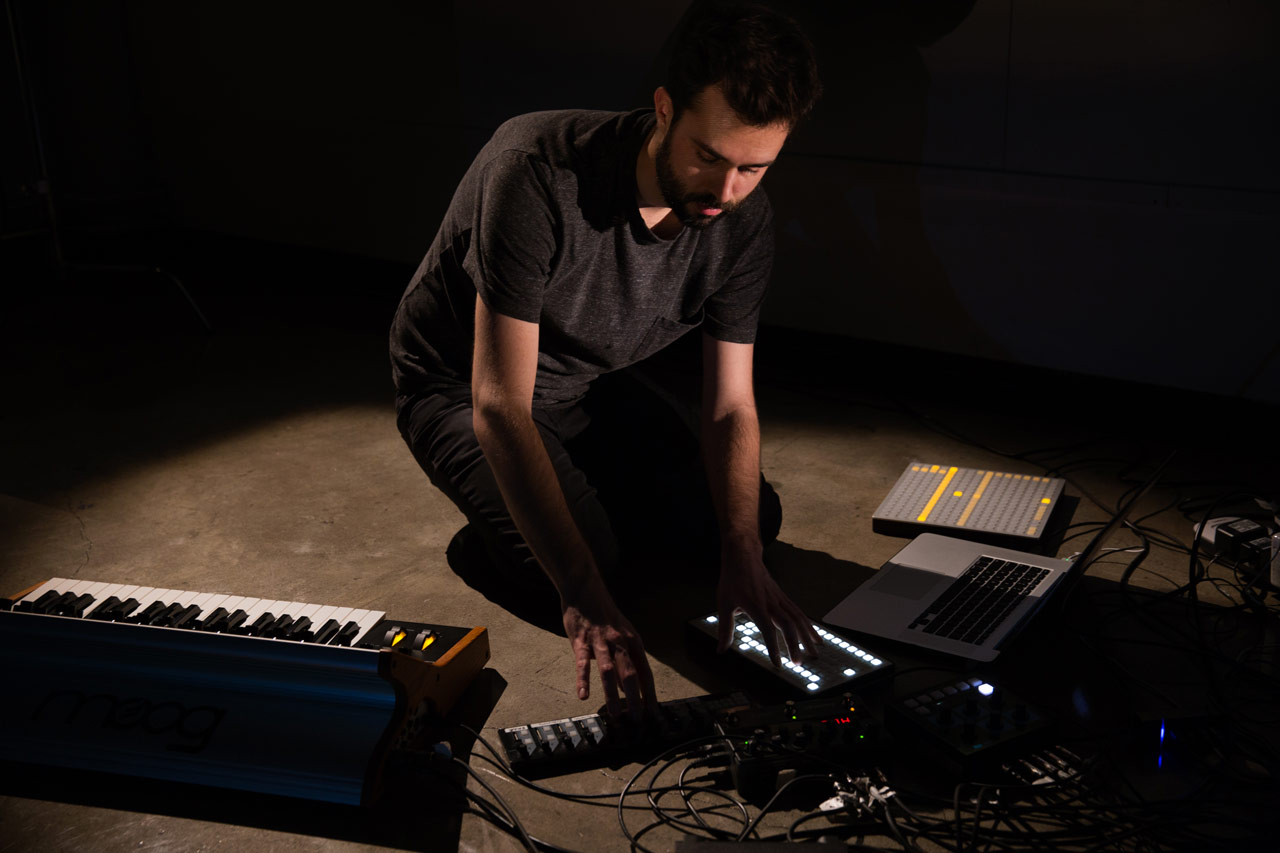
[{"xmin": 7, "ymin": 0, "xmax": 1279, "ymax": 403}]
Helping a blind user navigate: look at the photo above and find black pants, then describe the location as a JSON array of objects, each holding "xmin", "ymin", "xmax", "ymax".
[{"xmin": 396, "ymin": 369, "xmax": 782, "ymax": 626}]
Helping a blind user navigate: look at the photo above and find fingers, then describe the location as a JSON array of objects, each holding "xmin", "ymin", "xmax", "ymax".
[
  {"xmin": 778, "ymin": 603, "xmax": 821, "ymax": 661},
  {"xmin": 593, "ymin": 634, "xmax": 623, "ymax": 719},
  {"xmin": 599, "ymin": 635, "xmax": 657, "ymax": 720},
  {"xmin": 763, "ymin": 631, "xmax": 783, "ymax": 668},
  {"xmin": 778, "ymin": 617, "xmax": 811, "ymax": 663},
  {"xmin": 631, "ymin": 640, "xmax": 660, "ymax": 715},
  {"xmin": 563, "ymin": 596, "xmax": 656, "ymax": 719},
  {"xmin": 574, "ymin": 638, "xmax": 593, "ymax": 701},
  {"xmin": 716, "ymin": 601, "xmax": 737, "ymax": 653},
  {"xmin": 737, "ymin": 600, "xmax": 822, "ymax": 668}
]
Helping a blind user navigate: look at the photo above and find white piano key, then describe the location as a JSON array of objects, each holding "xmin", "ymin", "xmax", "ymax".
[
  {"xmin": 17, "ymin": 579, "xmax": 76, "ymax": 608},
  {"xmin": 293, "ymin": 603, "xmax": 323, "ymax": 621},
  {"xmin": 323, "ymin": 607, "xmax": 355, "ymax": 625},
  {"xmin": 200, "ymin": 593, "xmax": 233, "ymax": 614},
  {"xmin": 17, "ymin": 578, "xmax": 65, "ymax": 604},
  {"xmin": 50, "ymin": 573, "xmax": 88, "ymax": 594},
  {"xmin": 242, "ymin": 596, "xmax": 276, "ymax": 613},
  {"xmin": 124, "ymin": 586, "xmax": 161, "ymax": 610},
  {"xmin": 59, "ymin": 579, "xmax": 97, "ymax": 598},
  {"xmin": 307, "ymin": 605, "xmax": 343, "ymax": 626},
  {"xmin": 189, "ymin": 592, "xmax": 217, "ymax": 609},
  {"xmin": 169, "ymin": 589, "xmax": 205, "ymax": 608},
  {"xmin": 80, "ymin": 581, "xmax": 113, "ymax": 600},
  {"xmin": 217, "ymin": 596, "xmax": 254, "ymax": 615},
  {"xmin": 347, "ymin": 608, "xmax": 388, "ymax": 643}
]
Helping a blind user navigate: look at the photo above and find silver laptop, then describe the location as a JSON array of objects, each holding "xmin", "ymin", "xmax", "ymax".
[{"xmin": 824, "ymin": 457, "xmax": 1168, "ymax": 662}]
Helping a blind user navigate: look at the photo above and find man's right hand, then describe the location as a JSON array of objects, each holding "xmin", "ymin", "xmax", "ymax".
[
  {"xmin": 561, "ymin": 578, "xmax": 658, "ymax": 719},
  {"xmin": 473, "ymin": 298, "xmax": 657, "ymax": 717}
]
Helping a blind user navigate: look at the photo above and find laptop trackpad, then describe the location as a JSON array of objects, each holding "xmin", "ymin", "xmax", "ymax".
[{"xmin": 870, "ymin": 567, "xmax": 941, "ymax": 600}]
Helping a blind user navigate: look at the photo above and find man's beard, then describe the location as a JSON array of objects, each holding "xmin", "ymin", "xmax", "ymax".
[{"xmin": 654, "ymin": 131, "xmax": 739, "ymax": 229}]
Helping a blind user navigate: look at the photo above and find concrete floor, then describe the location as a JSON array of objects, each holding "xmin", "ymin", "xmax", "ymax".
[{"xmin": 2, "ymin": 237, "xmax": 1276, "ymax": 851}]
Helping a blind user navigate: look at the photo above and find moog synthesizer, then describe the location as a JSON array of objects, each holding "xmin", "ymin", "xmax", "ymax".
[{"xmin": 0, "ymin": 577, "xmax": 489, "ymax": 805}]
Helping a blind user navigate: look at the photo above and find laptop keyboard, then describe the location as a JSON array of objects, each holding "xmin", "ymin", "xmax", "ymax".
[{"xmin": 907, "ymin": 556, "xmax": 1051, "ymax": 646}]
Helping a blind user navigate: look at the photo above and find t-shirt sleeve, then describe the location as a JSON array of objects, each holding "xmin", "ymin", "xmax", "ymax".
[
  {"xmin": 463, "ymin": 149, "xmax": 558, "ymax": 324},
  {"xmin": 701, "ymin": 205, "xmax": 775, "ymax": 344}
]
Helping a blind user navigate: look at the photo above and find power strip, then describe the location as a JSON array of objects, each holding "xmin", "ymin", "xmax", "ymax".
[{"xmin": 496, "ymin": 692, "xmax": 750, "ymax": 779}]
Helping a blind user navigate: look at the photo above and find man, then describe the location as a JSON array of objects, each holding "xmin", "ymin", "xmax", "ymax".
[{"xmin": 390, "ymin": 1, "xmax": 822, "ymax": 717}]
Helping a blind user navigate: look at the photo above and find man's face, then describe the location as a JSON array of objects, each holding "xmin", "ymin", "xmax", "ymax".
[{"xmin": 654, "ymin": 85, "xmax": 791, "ymax": 229}]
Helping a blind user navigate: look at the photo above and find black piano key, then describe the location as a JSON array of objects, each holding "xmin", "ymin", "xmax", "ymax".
[
  {"xmin": 150, "ymin": 602, "xmax": 184, "ymax": 626},
  {"xmin": 20, "ymin": 590, "xmax": 60, "ymax": 613},
  {"xmin": 49, "ymin": 592, "xmax": 79, "ymax": 615},
  {"xmin": 311, "ymin": 618, "xmax": 340, "ymax": 645},
  {"xmin": 225, "ymin": 609, "xmax": 249, "ymax": 633},
  {"xmin": 134, "ymin": 600, "xmax": 167, "ymax": 624},
  {"xmin": 266, "ymin": 614, "xmax": 295, "ymax": 638},
  {"xmin": 68, "ymin": 593, "xmax": 96, "ymax": 617},
  {"xmin": 89, "ymin": 596, "xmax": 122, "ymax": 619},
  {"xmin": 199, "ymin": 607, "xmax": 230, "ymax": 631},
  {"xmin": 285, "ymin": 616, "xmax": 312, "ymax": 641},
  {"xmin": 170, "ymin": 604, "xmax": 202, "ymax": 629},
  {"xmin": 95, "ymin": 597, "xmax": 137, "ymax": 621},
  {"xmin": 332, "ymin": 620, "xmax": 362, "ymax": 646},
  {"xmin": 247, "ymin": 612, "xmax": 276, "ymax": 636}
]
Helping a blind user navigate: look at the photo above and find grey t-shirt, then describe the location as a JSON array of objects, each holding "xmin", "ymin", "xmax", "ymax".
[{"xmin": 390, "ymin": 108, "xmax": 774, "ymax": 408}]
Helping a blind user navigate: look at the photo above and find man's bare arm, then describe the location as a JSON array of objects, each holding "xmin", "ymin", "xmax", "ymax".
[
  {"xmin": 701, "ymin": 333, "xmax": 820, "ymax": 665},
  {"xmin": 471, "ymin": 296, "xmax": 657, "ymax": 715}
]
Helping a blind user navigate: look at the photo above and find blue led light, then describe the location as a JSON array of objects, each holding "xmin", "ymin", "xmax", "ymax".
[{"xmin": 977, "ymin": 682, "xmax": 995, "ymax": 697}]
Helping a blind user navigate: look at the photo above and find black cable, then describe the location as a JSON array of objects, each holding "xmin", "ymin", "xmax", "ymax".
[
  {"xmin": 643, "ymin": 751, "xmax": 747, "ymax": 839},
  {"xmin": 461, "ymin": 789, "xmax": 579, "ymax": 853},
  {"xmin": 451, "ymin": 756, "xmax": 540, "ymax": 852},
  {"xmin": 617, "ymin": 735, "xmax": 736, "ymax": 852},
  {"xmin": 675, "ymin": 752, "xmax": 749, "ymax": 837},
  {"xmin": 466, "ymin": 751, "xmax": 688, "ymax": 812},
  {"xmin": 733, "ymin": 773, "xmax": 833, "ymax": 842},
  {"xmin": 784, "ymin": 809, "xmax": 831, "ymax": 841}
]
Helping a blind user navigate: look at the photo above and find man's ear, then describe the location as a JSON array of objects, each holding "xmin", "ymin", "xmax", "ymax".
[{"xmin": 653, "ymin": 86, "xmax": 674, "ymax": 134}]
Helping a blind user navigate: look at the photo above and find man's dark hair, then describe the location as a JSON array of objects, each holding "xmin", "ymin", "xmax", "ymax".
[{"xmin": 665, "ymin": 0, "xmax": 821, "ymax": 128}]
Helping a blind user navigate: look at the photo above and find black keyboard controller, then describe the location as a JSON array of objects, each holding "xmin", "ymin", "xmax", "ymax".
[
  {"xmin": 885, "ymin": 676, "xmax": 1050, "ymax": 778},
  {"xmin": 497, "ymin": 692, "xmax": 751, "ymax": 779}
]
